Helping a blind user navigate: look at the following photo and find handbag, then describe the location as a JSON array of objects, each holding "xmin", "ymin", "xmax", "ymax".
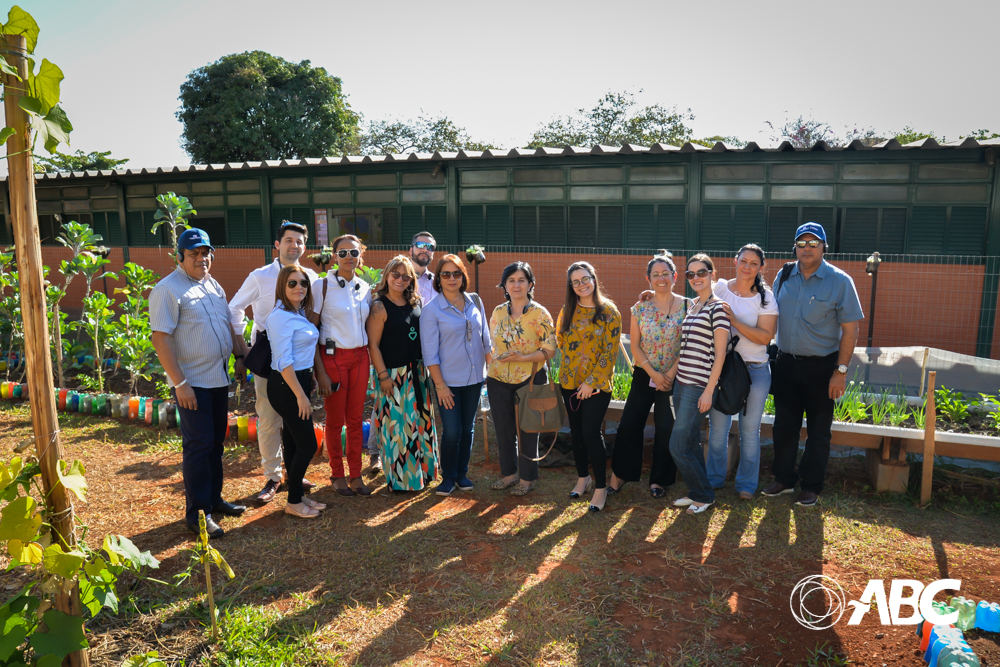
[
  {"xmin": 713, "ymin": 333, "xmax": 752, "ymax": 416},
  {"xmin": 244, "ymin": 330, "xmax": 272, "ymax": 378},
  {"xmin": 515, "ymin": 359, "xmax": 567, "ymax": 462}
]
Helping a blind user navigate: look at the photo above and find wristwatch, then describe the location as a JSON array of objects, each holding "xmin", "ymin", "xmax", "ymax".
[{"xmin": 835, "ymin": 364, "xmax": 848, "ymax": 375}]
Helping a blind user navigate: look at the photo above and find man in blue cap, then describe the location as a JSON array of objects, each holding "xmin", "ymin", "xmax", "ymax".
[
  {"xmin": 763, "ymin": 222, "xmax": 863, "ymax": 507},
  {"xmin": 150, "ymin": 228, "xmax": 249, "ymax": 538}
]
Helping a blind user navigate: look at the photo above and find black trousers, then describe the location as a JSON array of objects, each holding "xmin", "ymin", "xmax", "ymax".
[
  {"xmin": 561, "ymin": 386, "xmax": 612, "ymax": 489},
  {"xmin": 487, "ymin": 369, "xmax": 548, "ymax": 483},
  {"xmin": 610, "ymin": 366, "xmax": 678, "ymax": 487},
  {"xmin": 267, "ymin": 369, "xmax": 316, "ymax": 504},
  {"xmin": 174, "ymin": 385, "xmax": 229, "ymax": 526},
  {"xmin": 770, "ymin": 351, "xmax": 837, "ymax": 494}
]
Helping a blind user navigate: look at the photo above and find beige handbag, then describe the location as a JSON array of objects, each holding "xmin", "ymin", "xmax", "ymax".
[{"xmin": 514, "ymin": 359, "xmax": 566, "ymax": 461}]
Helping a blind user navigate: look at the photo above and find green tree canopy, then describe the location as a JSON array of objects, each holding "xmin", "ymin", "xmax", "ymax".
[
  {"xmin": 35, "ymin": 149, "xmax": 128, "ymax": 173},
  {"xmin": 177, "ymin": 51, "xmax": 359, "ymax": 163},
  {"xmin": 361, "ymin": 113, "xmax": 497, "ymax": 155}
]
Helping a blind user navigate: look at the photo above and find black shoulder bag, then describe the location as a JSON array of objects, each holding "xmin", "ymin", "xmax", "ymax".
[{"xmin": 711, "ymin": 303, "xmax": 752, "ymax": 416}]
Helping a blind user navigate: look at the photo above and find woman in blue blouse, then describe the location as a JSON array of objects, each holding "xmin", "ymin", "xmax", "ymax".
[
  {"xmin": 421, "ymin": 254, "xmax": 493, "ymax": 496},
  {"xmin": 266, "ymin": 263, "xmax": 325, "ymax": 519}
]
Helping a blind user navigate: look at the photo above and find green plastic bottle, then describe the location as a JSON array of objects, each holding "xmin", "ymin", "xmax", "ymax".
[
  {"xmin": 937, "ymin": 645, "xmax": 980, "ymax": 667},
  {"xmin": 950, "ymin": 596, "xmax": 977, "ymax": 631}
]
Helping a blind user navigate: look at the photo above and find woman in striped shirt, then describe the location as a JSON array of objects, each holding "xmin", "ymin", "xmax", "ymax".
[{"xmin": 662, "ymin": 254, "xmax": 731, "ymax": 514}]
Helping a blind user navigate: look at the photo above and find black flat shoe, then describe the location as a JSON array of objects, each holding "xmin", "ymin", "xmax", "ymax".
[
  {"xmin": 212, "ymin": 501, "xmax": 247, "ymax": 516},
  {"xmin": 188, "ymin": 517, "xmax": 224, "ymax": 538},
  {"xmin": 650, "ymin": 487, "xmax": 666, "ymax": 499},
  {"xmin": 607, "ymin": 481, "xmax": 629, "ymax": 496}
]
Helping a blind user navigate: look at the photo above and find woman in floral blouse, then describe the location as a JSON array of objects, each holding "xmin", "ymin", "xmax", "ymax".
[
  {"xmin": 486, "ymin": 262, "xmax": 556, "ymax": 496},
  {"xmin": 609, "ymin": 252, "xmax": 690, "ymax": 500},
  {"xmin": 556, "ymin": 261, "xmax": 621, "ymax": 512}
]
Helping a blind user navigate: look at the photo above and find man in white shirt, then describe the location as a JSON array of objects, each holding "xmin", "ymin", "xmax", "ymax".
[
  {"xmin": 410, "ymin": 231, "xmax": 437, "ymax": 305},
  {"xmin": 229, "ymin": 221, "xmax": 319, "ymax": 503}
]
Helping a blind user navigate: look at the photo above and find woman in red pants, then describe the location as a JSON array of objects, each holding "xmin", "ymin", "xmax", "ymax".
[{"xmin": 314, "ymin": 234, "xmax": 373, "ymax": 496}]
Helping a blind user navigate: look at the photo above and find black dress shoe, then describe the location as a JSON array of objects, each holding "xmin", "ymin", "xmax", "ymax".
[
  {"xmin": 187, "ymin": 516, "xmax": 224, "ymax": 539},
  {"xmin": 212, "ymin": 501, "xmax": 247, "ymax": 516}
]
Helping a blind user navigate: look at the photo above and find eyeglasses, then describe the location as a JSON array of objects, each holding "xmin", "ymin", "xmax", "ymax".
[
  {"xmin": 795, "ymin": 239, "xmax": 823, "ymax": 248},
  {"xmin": 286, "ymin": 279, "xmax": 309, "ymax": 288},
  {"xmin": 570, "ymin": 275, "xmax": 593, "ymax": 288},
  {"xmin": 412, "ymin": 241, "xmax": 435, "ymax": 251},
  {"xmin": 389, "ymin": 271, "xmax": 412, "ymax": 283},
  {"xmin": 650, "ymin": 272, "xmax": 674, "ymax": 280},
  {"xmin": 439, "ymin": 270, "xmax": 463, "ymax": 279},
  {"xmin": 336, "ymin": 249, "xmax": 360, "ymax": 259},
  {"xmin": 685, "ymin": 269, "xmax": 710, "ymax": 280}
]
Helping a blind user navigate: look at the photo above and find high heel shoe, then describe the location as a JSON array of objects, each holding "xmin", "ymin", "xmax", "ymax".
[
  {"xmin": 589, "ymin": 488, "xmax": 607, "ymax": 512},
  {"xmin": 569, "ymin": 477, "xmax": 593, "ymax": 499},
  {"xmin": 607, "ymin": 480, "xmax": 628, "ymax": 496}
]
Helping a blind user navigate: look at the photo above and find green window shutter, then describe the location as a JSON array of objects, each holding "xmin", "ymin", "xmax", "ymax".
[
  {"xmin": 424, "ymin": 206, "xmax": 447, "ymax": 241},
  {"xmin": 382, "ymin": 208, "xmax": 400, "ymax": 245},
  {"xmin": 538, "ymin": 206, "xmax": 565, "ymax": 246},
  {"xmin": 228, "ymin": 210, "xmax": 247, "ymax": 245},
  {"xmin": 878, "ymin": 208, "xmax": 906, "ymax": 254},
  {"xmin": 292, "ymin": 208, "xmax": 313, "ymax": 239},
  {"xmin": 701, "ymin": 204, "xmax": 732, "ymax": 250},
  {"xmin": 906, "ymin": 206, "xmax": 946, "ymax": 254},
  {"xmin": 104, "ymin": 211, "xmax": 122, "ymax": 245},
  {"xmin": 733, "ymin": 204, "xmax": 766, "ymax": 248},
  {"xmin": 625, "ymin": 204, "xmax": 655, "ymax": 248},
  {"xmin": 460, "ymin": 205, "xmax": 485, "ymax": 244},
  {"xmin": 128, "ymin": 210, "xmax": 159, "ymax": 246},
  {"xmin": 271, "ymin": 208, "xmax": 291, "ymax": 240},
  {"xmin": 485, "ymin": 205, "xmax": 512, "ymax": 244},
  {"xmin": 514, "ymin": 206, "xmax": 538, "ymax": 245},
  {"xmin": 568, "ymin": 206, "xmax": 595, "ymax": 247},
  {"xmin": 401, "ymin": 206, "xmax": 423, "ymax": 241},
  {"xmin": 767, "ymin": 206, "xmax": 799, "ymax": 250},
  {"xmin": 245, "ymin": 208, "xmax": 264, "ymax": 245},
  {"xmin": 840, "ymin": 208, "xmax": 878, "ymax": 253},
  {"xmin": 801, "ymin": 207, "xmax": 835, "ymax": 250},
  {"xmin": 597, "ymin": 206, "xmax": 623, "ymax": 248},
  {"xmin": 657, "ymin": 204, "xmax": 686, "ymax": 250},
  {"xmin": 948, "ymin": 206, "xmax": 988, "ymax": 255},
  {"xmin": 0, "ymin": 216, "xmax": 8, "ymax": 245},
  {"xmin": 91, "ymin": 212, "xmax": 108, "ymax": 241}
]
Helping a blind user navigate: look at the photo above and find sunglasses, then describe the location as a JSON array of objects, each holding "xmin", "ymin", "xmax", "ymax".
[
  {"xmin": 389, "ymin": 271, "xmax": 412, "ymax": 283},
  {"xmin": 570, "ymin": 275, "xmax": 593, "ymax": 288},
  {"xmin": 795, "ymin": 239, "xmax": 823, "ymax": 248},
  {"xmin": 286, "ymin": 279, "xmax": 309, "ymax": 288},
  {"xmin": 412, "ymin": 241, "xmax": 435, "ymax": 251},
  {"xmin": 336, "ymin": 249, "xmax": 361, "ymax": 258},
  {"xmin": 685, "ymin": 269, "xmax": 710, "ymax": 280},
  {"xmin": 439, "ymin": 270, "xmax": 463, "ymax": 279}
]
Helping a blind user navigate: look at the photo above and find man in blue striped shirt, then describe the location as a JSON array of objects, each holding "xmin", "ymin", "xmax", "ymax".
[{"xmin": 151, "ymin": 228, "xmax": 249, "ymax": 538}]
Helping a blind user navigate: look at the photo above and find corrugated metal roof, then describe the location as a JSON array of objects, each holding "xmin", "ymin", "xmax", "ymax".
[{"xmin": 28, "ymin": 138, "xmax": 1000, "ymax": 181}]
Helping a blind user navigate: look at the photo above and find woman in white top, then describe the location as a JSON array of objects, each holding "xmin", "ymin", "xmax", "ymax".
[
  {"xmin": 706, "ymin": 243, "xmax": 779, "ymax": 499},
  {"xmin": 313, "ymin": 234, "xmax": 373, "ymax": 497},
  {"xmin": 267, "ymin": 264, "xmax": 325, "ymax": 519}
]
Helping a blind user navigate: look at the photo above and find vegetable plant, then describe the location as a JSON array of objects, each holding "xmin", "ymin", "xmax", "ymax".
[
  {"xmin": 934, "ymin": 386, "xmax": 969, "ymax": 424},
  {"xmin": 71, "ymin": 292, "xmax": 115, "ymax": 392},
  {"xmin": 52, "ymin": 219, "xmax": 106, "ymax": 386},
  {"xmin": 151, "ymin": 192, "xmax": 196, "ymax": 256}
]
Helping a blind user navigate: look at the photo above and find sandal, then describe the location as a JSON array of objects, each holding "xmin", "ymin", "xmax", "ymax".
[
  {"xmin": 607, "ymin": 480, "xmax": 628, "ymax": 496},
  {"xmin": 509, "ymin": 482, "xmax": 533, "ymax": 496},
  {"xmin": 349, "ymin": 477, "xmax": 372, "ymax": 496},
  {"xmin": 302, "ymin": 497, "xmax": 326, "ymax": 511},
  {"xmin": 491, "ymin": 476, "xmax": 519, "ymax": 490},
  {"xmin": 284, "ymin": 502, "xmax": 320, "ymax": 519},
  {"xmin": 331, "ymin": 477, "xmax": 356, "ymax": 497},
  {"xmin": 650, "ymin": 486, "xmax": 666, "ymax": 499},
  {"xmin": 686, "ymin": 501, "xmax": 713, "ymax": 515}
]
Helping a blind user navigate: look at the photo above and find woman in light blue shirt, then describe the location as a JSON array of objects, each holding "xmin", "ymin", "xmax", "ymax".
[
  {"xmin": 421, "ymin": 253, "xmax": 493, "ymax": 496},
  {"xmin": 266, "ymin": 263, "xmax": 324, "ymax": 519}
]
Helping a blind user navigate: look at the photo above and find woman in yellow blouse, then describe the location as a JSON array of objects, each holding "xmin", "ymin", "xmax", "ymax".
[
  {"xmin": 487, "ymin": 262, "xmax": 556, "ymax": 496},
  {"xmin": 556, "ymin": 261, "xmax": 621, "ymax": 512}
]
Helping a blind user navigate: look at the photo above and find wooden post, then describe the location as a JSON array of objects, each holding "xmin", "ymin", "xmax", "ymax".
[
  {"xmin": 921, "ymin": 371, "xmax": 937, "ymax": 507},
  {"xmin": 918, "ymin": 348, "xmax": 929, "ymax": 398},
  {"xmin": 2, "ymin": 34, "xmax": 88, "ymax": 667}
]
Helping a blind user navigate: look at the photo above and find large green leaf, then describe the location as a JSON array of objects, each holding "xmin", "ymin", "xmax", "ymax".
[
  {"xmin": 0, "ymin": 59, "xmax": 20, "ymax": 80},
  {"xmin": 56, "ymin": 459, "xmax": 86, "ymax": 502},
  {"xmin": 28, "ymin": 610, "xmax": 86, "ymax": 659},
  {"xmin": 123, "ymin": 651, "xmax": 167, "ymax": 667},
  {"xmin": 0, "ymin": 621, "xmax": 26, "ymax": 661},
  {"xmin": 104, "ymin": 535, "xmax": 159, "ymax": 569},
  {"xmin": 42, "ymin": 543, "xmax": 85, "ymax": 578},
  {"xmin": 0, "ymin": 496, "xmax": 39, "ymax": 542},
  {"xmin": 2, "ymin": 6, "xmax": 39, "ymax": 54},
  {"xmin": 7, "ymin": 538, "xmax": 42, "ymax": 564},
  {"xmin": 34, "ymin": 103, "xmax": 72, "ymax": 154},
  {"xmin": 0, "ymin": 456, "xmax": 23, "ymax": 491},
  {"xmin": 0, "ymin": 127, "xmax": 15, "ymax": 145},
  {"xmin": 77, "ymin": 576, "xmax": 101, "ymax": 617},
  {"xmin": 31, "ymin": 59, "xmax": 62, "ymax": 116}
]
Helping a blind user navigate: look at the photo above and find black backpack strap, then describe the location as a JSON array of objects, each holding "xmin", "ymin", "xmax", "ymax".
[{"xmin": 774, "ymin": 261, "xmax": 795, "ymax": 298}]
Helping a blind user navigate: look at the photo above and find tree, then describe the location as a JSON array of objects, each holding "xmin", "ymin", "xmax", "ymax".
[
  {"xmin": 766, "ymin": 114, "xmax": 885, "ymax": 147},
  {"xmin": 963, "ymin": 129, "xmax": 999, "ymax": 141},
  {"xmin": 177, "ymin": 51, "xmax": 360, "ymax": 163},
  {"xmin": 892, "ymin": 126, "xmax": 939, "ymax": 145},
  {"xmin": 690, "ymin": 135, "xmax": 748, "ymax": 148},
  {"xmin": 361, "ymin": 113, "xmax": 497, "ymax": 155},
  {"xmin": 527, "ymin": 91, "xmax": 695, "ymax": 148},
  {"xmin": 35, "ymin": 149, "xmax": 128, "ymax": 173}
]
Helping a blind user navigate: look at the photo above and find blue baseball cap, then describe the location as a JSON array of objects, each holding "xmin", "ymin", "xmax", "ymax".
[
  {"xmin": 178, "ymin": 228, "xmax": 214, "ymax": 251},
  {"xmin": 794, "ymin": 222, "xmax": 827, "ymax": 243}
]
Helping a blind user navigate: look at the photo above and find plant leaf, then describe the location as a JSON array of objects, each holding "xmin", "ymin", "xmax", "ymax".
[
  {"xmin": 0, "ymin": 127, "xmax": 14, "ymax": 145},
  {"xmin": 3, "ymin": 6, "xmax": 40, "ymax": 54},
  {"xmin": 206, "ymin": 545, "xmax": 235, "ymax": 579},
  {"xmin": 28, "ymin": 609, "xmax": 87, "ymax": 659},
  {"xmin": 7, "ymin": 538, "xmax": 41, "ymax": 564},
  {"xmin": 56, "ymin": 459, "xmax": 86, "ymax": 502},
  {"xmin": 31, "ymin": 59, "xmax": 62, "ymax": 116},
  {"xmin": 0, "ymin": 622, "xmax": 26, "ymax": 661},
  {"xmin": 0, "ymin": 59, "xmax": 20, "ymax": 80},
  {"xmin": 32, "ymin": 103, "xmax": 72, "ymax": 154},
  {"xmin": 42, "ymin": 543, "xmax": 85, "ymax": 578},
  {"xmin": 0, "ymin": 495, "xmax": 39, "ymax": 542}
]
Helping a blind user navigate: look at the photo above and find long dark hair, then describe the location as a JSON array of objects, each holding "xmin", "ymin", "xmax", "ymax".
[
  {"xmin": 561, "ymin": 261, "xmax": 615, "ymax": 333},
  {"xmin": 736, "ymin": 243, "xmax": 769, "ymax": 307}
]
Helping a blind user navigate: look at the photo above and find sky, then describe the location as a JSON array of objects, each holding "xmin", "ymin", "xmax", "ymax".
[{"xmin": 12, "ymin": 0, "xmax": 1000, "ymax": 169}]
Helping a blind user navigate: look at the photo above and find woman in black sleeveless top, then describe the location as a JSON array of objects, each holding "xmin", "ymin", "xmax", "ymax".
[{"xmin": 366, "ymin": 255, "xmax": 439, "ymax": 491}]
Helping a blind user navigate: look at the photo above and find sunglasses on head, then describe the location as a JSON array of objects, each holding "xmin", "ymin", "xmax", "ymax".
[
  {"xmin": 570, "ymin": 275, "xmax": 593, "ymax": 288},
  {"xmin": 439, "ymin": 270, "xmax": 463, "ymax": 279},
  {"xmin": 412, "ymin": 241, "xmax": 435, "ymax": 251},
  {"xmin": 336, "ymin": 249, "xmax": 360, "ymax": 258},
  {"xmin": 389, "ymin": 271, "xmax": 412, "ymax": 283},
  {"xmin": 685, "ymin": 269, "xmax": 710, "ymax": 280},
  {"xmin": 286, "ymin": 279, "xmax": 309, "ymax": 288},
  {"xmin": 795, "ymin": 239, "xmax": 823, "ymax": 248}
]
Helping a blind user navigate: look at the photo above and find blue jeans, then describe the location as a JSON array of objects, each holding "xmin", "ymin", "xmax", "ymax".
[
  {"xmin": 174, "ymin": 385, "xmax": 229, "ymax": 526},
  {"xmin": 668, "ymin": 383, "xmax": 715, "ymax": 504},
  {"xmin": 707, "ymin": 361, "xmax": 771, "ymax": 494},
  {"xmin": 439, "ymin": 382, "xmax": 484, "ymax": 483}
]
